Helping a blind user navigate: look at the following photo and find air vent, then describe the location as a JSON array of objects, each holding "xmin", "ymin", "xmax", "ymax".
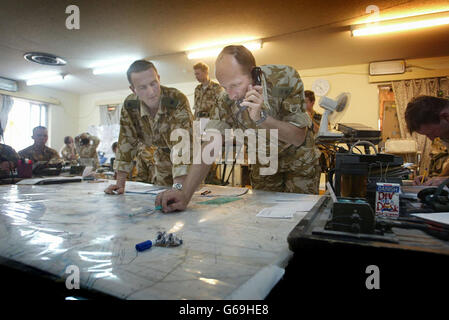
[{"xmin": 24, "ymin": 52, "xmax": 66, "ymax": 66}]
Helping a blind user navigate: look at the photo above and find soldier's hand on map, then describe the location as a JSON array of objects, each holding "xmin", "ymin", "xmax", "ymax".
[
  {"xmin": 104, "ymin": 183, "xmax": 125, "ymax": 195},
  {"xmin": 155, "ymin": 189, "xmax": 188, "ymax": 213}
]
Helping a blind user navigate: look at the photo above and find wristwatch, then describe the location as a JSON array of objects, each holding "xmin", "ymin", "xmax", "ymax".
[
  {"xmin": 255, "ymin": 110, "xmax": 268, "ymax": 126},
  {"xmin": 172, "ymin": 183, "xmax": 183, "ymax": 191}
]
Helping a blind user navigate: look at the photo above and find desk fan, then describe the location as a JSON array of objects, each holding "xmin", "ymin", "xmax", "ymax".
[{"xmin": 316, "ymin": 92, "xmax": 351, "ymax": 138}]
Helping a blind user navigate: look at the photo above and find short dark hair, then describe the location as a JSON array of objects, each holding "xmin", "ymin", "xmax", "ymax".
[
  {"xmin": 405, "ymin": 95, "xmax": 449, "ymax": 134},
  {"xmin": 32, "ymin": 126, "xmax": 47, "ymax": 135},
  {"xmin": 305, "ymin": 90, "xmax": 315, "ymax": 103},
  {"xmin": 126, "ymin": 60, "xmax": 158, "ymax": 85},
  {"xmin": 112, "ymin": 141, "xmax": 118, "ymax": 152},
  {"xmin": 217, "ymin": 45, "xmax": 256, "ymax": 75},
  {"xmin": 64, "ymin": 136, "xmax": 72, "ymax": 144}
]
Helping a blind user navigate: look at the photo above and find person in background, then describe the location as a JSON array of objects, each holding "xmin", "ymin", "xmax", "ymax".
[
  {"xmin": 193, "ymin": 61, "xmax": 224, "ymax": 120},
  {"xmin": 75, "ymin": 132, "xmax": 100, "ymax": 169},
  {"xmin": 405, "ymin": 95, "xmax": 449, "ymax": 186},
  {"xmin": 18, "ymin": 126, "xmax": 61, "ymax": 163},
  {"xmin": 305, "ymin": 90, "xmax": 321, "ymax": 135},
  {"xmin": 0, "ymin": 125, "xmax": 20, "ymax": 177},
  {"xmin": 60, "ymin": 136, "xmax": 79, "ymax": 165}
]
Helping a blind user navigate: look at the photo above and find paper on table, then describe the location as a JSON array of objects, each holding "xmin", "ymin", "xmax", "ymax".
[
  {"xmin": 256, "ymin": 204, "xmax": 300, "ymax": 219},
  {"xmin": 411, "ymin": 212, "xmax": 449, "ymax": 227},
  {"xmin": 125, "ymin": 181, "xmax": 168, "ymax": 194}
]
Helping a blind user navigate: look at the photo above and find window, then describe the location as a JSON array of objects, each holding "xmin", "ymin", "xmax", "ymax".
[{"xmin": 3, "ymin": 97, "xmax": 48, "ymax": 152}]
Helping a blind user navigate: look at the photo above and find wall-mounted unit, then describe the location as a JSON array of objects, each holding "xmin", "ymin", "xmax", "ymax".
[
  {"xmin": 0, "ymin": 77, "xmax": 18, "ymax": 92},
  {"xmin": 369, "ymin": 60, "xmax": 406, "ymax": 76}
]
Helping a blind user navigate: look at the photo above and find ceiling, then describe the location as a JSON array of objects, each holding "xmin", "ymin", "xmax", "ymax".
[{"xmin": 1, "ymin": 0, "xmax": 449, "ymax": 94}]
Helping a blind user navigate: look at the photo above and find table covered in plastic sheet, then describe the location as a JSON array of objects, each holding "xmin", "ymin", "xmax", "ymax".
[{"xmin": 0, "ymin": 180, "xmax": 321, "ymax": 300}]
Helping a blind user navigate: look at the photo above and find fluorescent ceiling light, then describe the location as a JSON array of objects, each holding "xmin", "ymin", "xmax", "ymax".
[
  {"xmin": 187, "ymin": 40, "xmax": 262, "ymax": 60},
  {"xmin": 351, "ymin": 10, "xmax": 449, "ymax": 36},
  {"xmin": 26, "ymin": 74, "xmax": 64, "ymax": 86}
]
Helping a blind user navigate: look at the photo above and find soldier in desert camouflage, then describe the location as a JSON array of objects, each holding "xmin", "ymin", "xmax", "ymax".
[
  {"xmin": 157, "ymin": 45, "xmax": 321, "ymax": 213},
  {"xmin": 18, "ymin": 126, "xmax": 62, "ymax": 164},
  {"xmin": 193, "ymin": 62, "xmax": 224, "ymax": 185},
  {"xmin": 104, "ymin": 60, "xmax": 193, "ymax": 195}
]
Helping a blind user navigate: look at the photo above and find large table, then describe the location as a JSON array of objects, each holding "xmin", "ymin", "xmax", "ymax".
[{"xmin": 0, "ymin": 180, "xmax": 320, "ymax": 300}]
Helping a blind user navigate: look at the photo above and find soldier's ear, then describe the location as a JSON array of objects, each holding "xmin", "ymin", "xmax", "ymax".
[{"xmin": 440, "ymin": 110, "xmax": 449, "ymax": 123}]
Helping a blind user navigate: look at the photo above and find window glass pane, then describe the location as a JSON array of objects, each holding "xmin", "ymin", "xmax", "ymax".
[{"xmin": 3, "ymin": 98, "xmax": 48, "ymax": 152}]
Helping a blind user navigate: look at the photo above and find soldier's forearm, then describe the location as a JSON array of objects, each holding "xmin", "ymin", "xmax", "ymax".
[
  {"xmin": 173, "ymin": 175, "xmax": 187, "ymax": 185},
  {"xmin": 116, "ymin": 170, "xmax": 128, "ymax": 187},
  {"xmin": 259, "ymin": 116, "xmax": 306, "ymax": 146}
]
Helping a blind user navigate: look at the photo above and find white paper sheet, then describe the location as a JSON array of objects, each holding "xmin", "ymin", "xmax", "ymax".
[{"xmin": 411, "ymin": 212, "xmax": 449, "ymax": 226}]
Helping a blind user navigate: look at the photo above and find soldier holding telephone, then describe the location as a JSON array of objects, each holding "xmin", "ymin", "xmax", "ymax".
[{"xmin": 156, "ymin": 45, "xmax": 321, "ymax": 213}]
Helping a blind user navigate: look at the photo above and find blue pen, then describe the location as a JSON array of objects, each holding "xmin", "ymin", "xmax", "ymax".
[{"xmin": 135, "ymin": 240, "xmax": 152, "ymax": 252}]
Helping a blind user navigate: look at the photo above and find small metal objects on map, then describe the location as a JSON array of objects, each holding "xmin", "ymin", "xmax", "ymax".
[{"xmin": 154, "ymin": 231, "xmax": 183, "ymax": 247}]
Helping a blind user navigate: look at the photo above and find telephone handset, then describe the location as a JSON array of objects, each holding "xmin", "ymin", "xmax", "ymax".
[
  {"xmin": 237, "ymin": 67, "xmax": 262, "ymax": 112},
  {"xmin": 251, "ymin": 66, "xmax": 262, "ymax": 86}
]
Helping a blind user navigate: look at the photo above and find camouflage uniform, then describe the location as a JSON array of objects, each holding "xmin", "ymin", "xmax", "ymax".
[
  {"xmin": 205, "ymin": 65, "xmax": 321, "ymax": 194},
  {"xmin": 193, "ymin": 80, "xmax": 224, "ymax": 119},
  {"xmin": 60, "ymin": 144, "xmax": 79, "ymax": 165},
  {"xmin": 18, "ymin": 144, "xmax": 61, "ymax": 163},
  {"xmin": 0, "ymin": 143, "xmax": 19, "ymax": 177},
  {"xmin": 75, "ymin": 134, "xmax": 100, "ymax": 168},
  {"xmin": 429, "ymin": 138, "xmax": 449, "ymax": 177},
  {"xmin": 135, "ymin": 144, "xmax": 156, "ymax": 184},
  {"xmin": 194, "ymin": 80, "xmax": 224, "ymax": 184},
  {"xmin": 114, "ymin": 86, "xmax": 193, "ymax": 187}
]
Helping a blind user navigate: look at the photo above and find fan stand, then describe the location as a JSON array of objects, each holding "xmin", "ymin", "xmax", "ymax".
[{"xmin": 316, "ymin": 110, "xmax": 344, "ymax": 138}]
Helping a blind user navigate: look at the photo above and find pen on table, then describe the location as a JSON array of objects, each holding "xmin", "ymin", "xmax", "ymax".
[{"xmin": 201, "ymin": 190, "xmax": 211, "ymax": 196}]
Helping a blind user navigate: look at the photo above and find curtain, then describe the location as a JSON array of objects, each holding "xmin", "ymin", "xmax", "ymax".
[
  {"xmin": 0, "ymin": 95, "xmax": 14, "ymax": 136},
  {"xmin": 99, "ymin": 104, "xmax": 121, "ymax": 126},
  {"xmin": 392, "ymin": 77, "xmax": 449, "ymax": 170}
]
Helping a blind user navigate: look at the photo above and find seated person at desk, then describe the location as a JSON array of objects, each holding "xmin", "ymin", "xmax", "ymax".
[
  {"xmin": 104, "ymin": 60, "xmax": 193, "ymax": 195},
  {"xmin": 0, "ymin": 126, "xmax": 19, "ymax": 177},
  {"xmin": 18, "ymin": 126, "xmax": 61, "ymax": 164},
  {"xmin": 405, "ymin": 95, "xmax": 449, "ymax": 186},
  {"xmin": 74, "ymin": 132, "xmax": 100, "ymax": 169},
  {"xmin": 156, "ymin": 45, "xmax": 321, "ymax": 212},
  {"xmin": 60, "ymin": 136, "xmax": 79, "ymax": 165}
]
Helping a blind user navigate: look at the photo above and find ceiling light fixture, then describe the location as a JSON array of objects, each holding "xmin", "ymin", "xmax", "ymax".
[
  {"xmin": 24, "ymin": 52, "xmax": 67, "ymax": 66},
  {"xmin": 26, "ymin": 74, "xmax": 65, "ymax": 86},
  {"xmin": 186, "ymin": 40, "xmax": 262, "ymax": 60},
  {"xmin": 351, "ymin": 10, "xmax": 449, "ymax": 36}
]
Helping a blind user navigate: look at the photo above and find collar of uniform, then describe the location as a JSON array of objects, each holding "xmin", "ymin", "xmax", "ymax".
[{"xmin": 139, "ymin": 93, "xmax": 165, "ymax": 119}]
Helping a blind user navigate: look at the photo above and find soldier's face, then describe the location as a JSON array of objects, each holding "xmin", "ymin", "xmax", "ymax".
[
  {"xmin": 216, "ymin": 55, "xmax": 252, "ymax": 101},
  {"xmin": 194, "ymin": 69, "xmax": 208, "ymax": 83},
  {"xmin": 32, "ymin": 128, "xmax": 48, "ymax": 146},
  {"xmin": 130, "ymin": 68, "xmax": 161, "ymax": 108},
  {"xmin": 305, "ymin": 97, "xmax": 314, "ymax": 113}
]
